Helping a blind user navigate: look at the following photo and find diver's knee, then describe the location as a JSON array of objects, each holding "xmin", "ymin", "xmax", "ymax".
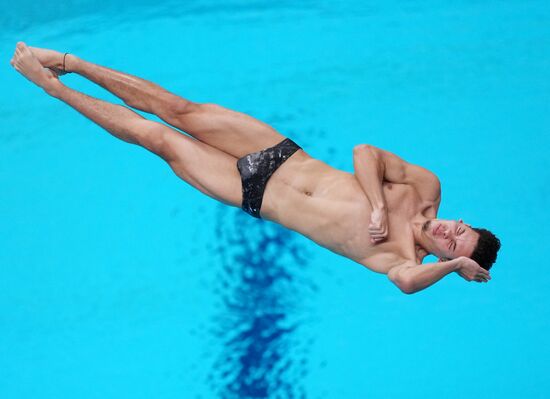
[
  {"xmin": 136, "ymin": 122, "xmax": 177, "ymax": 160},
  {"xmin": 165, "ymin": 96, "xmax": 200, "ymax": 117}
]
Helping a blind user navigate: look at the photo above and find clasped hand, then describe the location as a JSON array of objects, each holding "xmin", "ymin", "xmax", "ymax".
[
  {"xmin": 369, "ymin": 207, "xmax": 388, "ymax": 244},
  {"xmin": 455, "ymin": 256, "xmax": 491, "ymax": 283}
]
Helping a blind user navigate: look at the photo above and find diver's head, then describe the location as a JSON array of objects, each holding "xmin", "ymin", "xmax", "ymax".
[{"xmin": 421, "ymin": 219, "xmax": 501, "ymax": 270}]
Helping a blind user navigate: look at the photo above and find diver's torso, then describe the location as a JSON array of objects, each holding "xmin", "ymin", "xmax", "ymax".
[{"xmin": 261, "ymin": 150, "xmax": 434, "ymax": 269}]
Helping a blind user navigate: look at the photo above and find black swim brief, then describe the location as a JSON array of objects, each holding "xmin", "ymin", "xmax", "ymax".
[{"xmin": 236, "ymin": 138, "xmax": 302, "ymax": 218}]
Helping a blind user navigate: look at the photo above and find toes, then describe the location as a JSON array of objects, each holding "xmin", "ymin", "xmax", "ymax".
[
  {"xmin": 20, "ymin": 43, "xmax": 31, "ymax": 54},
  {"xmin": 16, "ymin": 42, "xmax": 29, "ymax": 56}
]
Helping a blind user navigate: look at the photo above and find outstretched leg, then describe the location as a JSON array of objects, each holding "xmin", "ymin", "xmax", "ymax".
[
  {"xmin": 29, "ymin": 47, "xmax": 287, "ymax": 158},
  {"xmin": 12, "ymin": 42, "xmax": 243, "ymax": 207}
]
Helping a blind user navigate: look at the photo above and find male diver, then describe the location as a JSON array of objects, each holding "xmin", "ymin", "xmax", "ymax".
[{"xmin": 11, "ymin": 42, "xmax": 500, "ymax": 294}]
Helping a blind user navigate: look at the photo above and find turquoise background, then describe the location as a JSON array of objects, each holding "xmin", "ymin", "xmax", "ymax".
[{"xmin": 1, "ymin": 1, "xmax": 548, "ymax": 398}]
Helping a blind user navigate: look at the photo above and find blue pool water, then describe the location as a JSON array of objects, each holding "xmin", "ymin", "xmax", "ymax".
[{"xmin": 1, "ymin": 1, "xmax": 549, "ymax": 398}]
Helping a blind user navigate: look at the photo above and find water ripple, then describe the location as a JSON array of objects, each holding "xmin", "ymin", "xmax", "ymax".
[{"xmin": 208, "ymin": 207, "xmax": 312, "ymax": 398}]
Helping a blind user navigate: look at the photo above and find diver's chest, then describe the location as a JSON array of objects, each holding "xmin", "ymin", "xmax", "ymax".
[{"xmin": 384, "ymin": 183, "xmax": 421, "ymax": 215}]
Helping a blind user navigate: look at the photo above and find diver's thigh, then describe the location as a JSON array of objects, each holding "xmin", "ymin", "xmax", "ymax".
[
  {"xmin": 173, "ymin": 103, "xmax": 287, "ymax": 158},
  {"xmin": 163, "ymin": 130, "xmax": 243, "ymax": 207}
]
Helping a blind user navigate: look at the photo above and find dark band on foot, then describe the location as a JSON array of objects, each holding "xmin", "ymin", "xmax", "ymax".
[{"xmin": 63, "ymin": 53, "xmax": 69, "ymax": 73}]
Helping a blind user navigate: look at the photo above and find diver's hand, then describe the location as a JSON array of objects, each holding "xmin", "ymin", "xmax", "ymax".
[
  {"xmin": 369, "ymin": 207, "xmax": 388, "ymax": 244},
  {"xmin": 455, "ymin": 257, "xmax": 491, "ymax": 283}
]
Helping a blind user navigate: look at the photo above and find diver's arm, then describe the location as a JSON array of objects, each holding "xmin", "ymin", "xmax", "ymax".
[
  {"xmin": 353, "ymin": 144, "xmax": 387, "ymax": 211},
  {"xmin": 353, "ymin": 145, "xmax": 389, "ymax": 243},
  {"xmin": 354, "ymin": 144, "xmax": 441, "ymax": 205},
  {"xmin": 387, "ymin": 257, "xmax": 490, "ymax": 294},
  {"xmin": 387, "ymin": 259, "xmax": 460, "ymax": 294}
]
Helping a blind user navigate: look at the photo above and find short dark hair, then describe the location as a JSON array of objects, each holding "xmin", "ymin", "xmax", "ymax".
[{"xmin": 470, "ymin": 228, "xmax": 501, "ymax": 270}]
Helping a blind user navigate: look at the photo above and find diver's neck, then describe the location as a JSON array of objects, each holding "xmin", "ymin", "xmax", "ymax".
[{"xmin": 410, "ymin": 216, "xmax": 433, "ymax": 260}]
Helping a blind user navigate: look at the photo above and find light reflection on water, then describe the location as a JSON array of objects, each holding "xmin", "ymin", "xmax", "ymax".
[
  {"xmin": 0, "ymin": 0, "xmax": 323, "ymax": 34},
  {"xmin": 209, "ymin": 207, "xmax": 313, "ymax": 398}
]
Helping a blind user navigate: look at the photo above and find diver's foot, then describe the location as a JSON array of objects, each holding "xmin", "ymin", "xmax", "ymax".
[
  {"xmin": 28, "ymin": 45, "xmax": 74, "ymax": 74},
  {"xmin": 11, "ymin": 42, "xmax": 61, "ymax": 93}
]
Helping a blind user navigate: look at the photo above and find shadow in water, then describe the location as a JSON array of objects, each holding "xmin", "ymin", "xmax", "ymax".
[{"xmin": 208, "ymin": 207, "xmax": 313, "ymax": 398}]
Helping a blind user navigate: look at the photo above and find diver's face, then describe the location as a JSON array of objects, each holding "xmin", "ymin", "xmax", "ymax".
[{"xmin": 422, "ymin": 219, "xmax": 479, "ymax": 260}]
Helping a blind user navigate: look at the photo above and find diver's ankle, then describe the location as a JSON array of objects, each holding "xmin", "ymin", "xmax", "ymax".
[{"xmin": 63, "ymin": 53, "xmax": 79, "ymax": 73}]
